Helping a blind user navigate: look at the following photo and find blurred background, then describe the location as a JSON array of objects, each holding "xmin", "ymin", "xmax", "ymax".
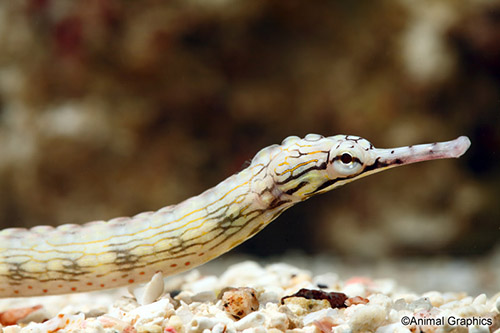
[{"xmin": 0, "ymin": 1, "xmax": 498, "ymax": 293}]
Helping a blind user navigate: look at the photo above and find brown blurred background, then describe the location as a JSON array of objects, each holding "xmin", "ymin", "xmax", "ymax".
[{"xmin": 0, "ymin": 0, "xmax": 498, "ymax": 266}]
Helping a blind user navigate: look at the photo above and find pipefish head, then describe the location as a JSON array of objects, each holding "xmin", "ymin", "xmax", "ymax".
[{"xmin": 266, "ymin": 133, "xmax": 471, "ymax": 200}]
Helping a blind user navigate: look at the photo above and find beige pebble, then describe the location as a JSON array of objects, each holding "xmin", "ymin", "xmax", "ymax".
[
  {"xmin": 165, "ymin": 315, "xmax": 184, "ymax": 332},
  {"xmin": 221, "ymin": 287, "xmax": 259, "ymax": 319},
  {"xmin": 281, "ymin": 297, "xmax": 331, "ymax": 316},
  {"xmin": 261, "ymin": 303, "xmax": 289, "ymax": 330},
  {"xmin": 278, "ymin": 304, "xmax": 302, "ymax": 329}
]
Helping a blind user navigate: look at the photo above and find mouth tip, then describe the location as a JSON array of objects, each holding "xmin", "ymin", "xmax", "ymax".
[{"xmin": 454, "ymin": 136, "xmax": 471, "ymax": 157}]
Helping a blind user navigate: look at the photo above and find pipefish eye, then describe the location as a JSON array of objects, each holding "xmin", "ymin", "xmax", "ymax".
[
  {"xmin": 330, "ymin": 152, "xmax": 363, "ymax": 176},
  {"xmin": 340, "ymin": 152, "xmax": 353, "ymax": 164}
]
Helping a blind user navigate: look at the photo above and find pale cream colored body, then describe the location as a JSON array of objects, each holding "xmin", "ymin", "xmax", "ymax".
[{"xmin": 0, "ymin": 134, "xmax": 470, "ymax": 297}]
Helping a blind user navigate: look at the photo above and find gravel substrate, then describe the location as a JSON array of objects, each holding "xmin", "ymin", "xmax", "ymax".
[{"xmin": 0, "ymin": 259, "xmax": 498, "ymax": 332}]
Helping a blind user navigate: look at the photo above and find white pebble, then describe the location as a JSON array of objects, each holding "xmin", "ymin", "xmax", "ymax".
[
  {"xmin": 130, "ymin": 271, "xmax": 165, "ymax": 305},
  {"xmin": 442, "ymin": 292, "xmax": 465, "ymax": 304},
  {"xmin": 86, "ymin": 319, "xmax": 108, "ymax": 332},
  {"xmin": 376, "ymin": 323, "xmax": 411, "ymax": 333},
  {"xmin": 422, "ymin": 291, "xmax": 444, "ymax": 307},
  {"xmin": 3, "ymin": 327, "xmax": 21, "ymax": 333},
  {"xmin": 459, "ymin": 296, "xmax": 474, "ymax": 306},
  {"xmin": 266, "ymin": 263, "xmax": 311, "ymax": 284},
  {"xmin": 331, "ymin": 323, "xmax": 353, "ymax": 333},
  {"xmin": 303, "ymin": 308, "xmax": 339, "ymax": 326},
  {"xmin": 188, "ymin": 276, "xmax": 219, "ymax": 294},
  {"xmin": 408, "ymin": 297, "xmax": 432, "ymax": 311},
  {"xmin": 176, "ymin": 301, "xmax": 195, "ymax": 324},
  {"xmin": 241, "ymin": 327, "xmax": 267, "ymax": 333},
  {"xmin": 234, "ymin": 312, "xmax": 265, "ymax": 331},
  {"xmin": 124, "ymin": 298, "xmax": 174, "ymax": 327},
  {"xmin": 184, "ymin": 269, "xmax": 202, "ymax": 283},
  {"xmin": 472, "ymin": 294, "xmax": 487, "ymax": 306},
  {"xmin": 258, "ymin": 286, "xmax": 283, "ymax": 304},
  {"xmin": 262, "ymin": 303, "xmax": 289, "ymax": 330},
  {"xmin": 468, "ymin": 325, "xmax": 490, "ymax": 333},
  {"xmin": 368, "ymin": 294, "xmax": 393, "ymax": 312},
  {"xmin": 374, "ymin": 279, "xmax": 397, "ymax": 295},
  {"xmin": 393, "ymin": 298, "xmax": 407, "ymax": 311},
  {"xmin": 212, "ymin": 322, "xmax": 235, "ymax": 333},
  {"xmin": 343, "ymin": 283, "xmax": 366, "ymax": 297},
  {"xmin": 175, "ymin": 290, "xmax": 195, "ymax": 304},
  {"xmin": 192, "ymin": 291, "xmax": 217, "ymax": 303},
  {"xmin": 313, "ymin": 273, "xmax": 340, "ymax": 289},
  {"xmin": 24, "ymin": 313, "xmax": 85, "ymax": 332},
  {"xmin": 189, "ymin": 316, "xmax": 219, "ymax": 332},
  {"xmin": 441, "ymin": 300, "xmax": 459, "ymax": 310},
  {"xmin": 455, "ymin": 305, "xmax": 480, "ymax": 318},
  {"xmin": 347, "ymin": 304, "xmax": 386, "ymax": 332},
  {"xmin": 219, "ymin": 261, "xmax": 267, "ymax": 287}
]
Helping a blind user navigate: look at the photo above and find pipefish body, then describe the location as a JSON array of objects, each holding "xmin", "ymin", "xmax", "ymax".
[{"xmin": 0, "ymin": 134, "xmax": 471, "ymax": 297}]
